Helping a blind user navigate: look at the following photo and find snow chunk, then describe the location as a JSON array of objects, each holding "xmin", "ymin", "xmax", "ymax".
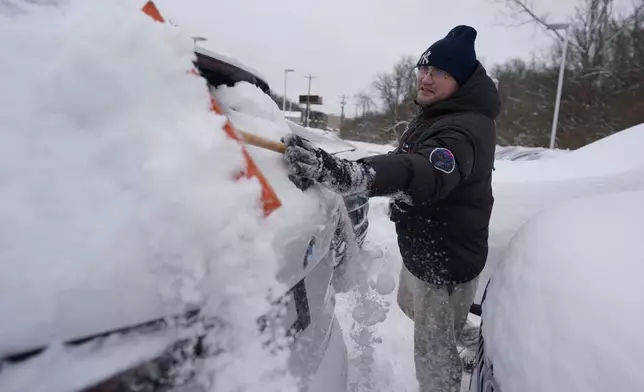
[
  {"xmin": 370, "ymin": 272, "xmax": 396, "ymax": 296},
  {"xmin": 214, "ymin": 81, "xmax": 286, "ymax": 128},
  {"xmin": 351, "ymin": 298, "xmax": 388, "ymax": 327},
  {"xmin": 484, "ymin": 190, "xmax": 644, "ymax": 392}
]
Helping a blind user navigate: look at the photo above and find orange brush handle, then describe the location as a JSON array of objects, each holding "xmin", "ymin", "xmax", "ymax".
[
  {"xmin": 210, "ymin": 98, "xmax": 282, "ymax": 216},
  {"xmin": 236, "ymin": 130, "xmax": 286, "ymax": 154}
]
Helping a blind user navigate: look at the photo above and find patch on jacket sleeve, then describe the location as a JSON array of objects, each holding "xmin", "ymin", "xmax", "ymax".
[{"xmin": 429, "ymin": 148, "xmax": 456, "ymax": 174}]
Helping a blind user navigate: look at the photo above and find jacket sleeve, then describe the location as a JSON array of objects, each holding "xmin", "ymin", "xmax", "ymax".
[{"xmin": 358, "ymin": 128, "xmax": 476, "ymax": 204}]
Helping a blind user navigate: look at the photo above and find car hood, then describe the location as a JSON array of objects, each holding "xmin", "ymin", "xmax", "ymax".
[
  {"xmin": 484, "ymin": 190, "xmax": 644, "ymax": 392},
  {"xmin": 478, "ymin": 124, "xmax": 644, "ymax": 303},
  {"xmin": 0, "ymin": 81, "xmax": 344, "ymax": 359},
  {"xmin": 490, "ymin": 123, "xmax": 644, "ymax": 250},
  {"xmin": 286, "ymin": 121, "xmax": 357, "ymax": 155}
]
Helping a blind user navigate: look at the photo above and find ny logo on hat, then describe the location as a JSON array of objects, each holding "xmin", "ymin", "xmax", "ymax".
[{"xmin": 419, "ymin": 49, "xmax": 431, "ymax": 66}]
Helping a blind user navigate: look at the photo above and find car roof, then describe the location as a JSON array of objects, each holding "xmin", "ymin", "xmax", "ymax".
[
  {"xmin": 195, "ymin": 45, "xmax": 357, "ymax": 156},
  {"xmin": 194, "ymin": 45, "xmax": 270, "ymax": 93}
]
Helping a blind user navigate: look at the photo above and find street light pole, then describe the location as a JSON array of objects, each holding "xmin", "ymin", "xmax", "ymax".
[
  {"xmin": 547, "ymin": 23, "xmax": 571, "ymax": 149},
  {"xmin": 304, "ymin": 74, "xmax": 316, "ymax": 128},
  {"xmin": 283, "ymin": 69, "xmax": 294, "ymax": 114}
]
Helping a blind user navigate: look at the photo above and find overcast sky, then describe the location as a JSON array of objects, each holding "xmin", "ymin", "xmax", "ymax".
[{"xmin": 157, "ymin": 0, "xmax": 578, "ymax": 116}]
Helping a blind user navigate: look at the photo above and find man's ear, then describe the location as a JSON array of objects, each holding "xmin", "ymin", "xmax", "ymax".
[{"xmin": 446, "ymin": 81, "xmax": 460, "ymax": 98}]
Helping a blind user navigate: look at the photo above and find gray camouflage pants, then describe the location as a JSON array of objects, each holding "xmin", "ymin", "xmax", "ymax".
[{"xmin": 398, "ymin": 266, "xmax": 478, "ymax": 392}]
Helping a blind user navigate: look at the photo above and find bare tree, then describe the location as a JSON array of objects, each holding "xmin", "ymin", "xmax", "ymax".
[
  {"xmin": 372, "ymin": 73, "xmax": 397, "ymax": 113},
  {"xmin": 491, "ymin": 0, "xmax": 644, "ymax": 148},
  {"xmin": 393, "ymin": 55, "xmax": 418, "ymax": 102},
  {"xmin": 372, "ymin": 55, "xmax": 418, "ymax": 123},
  {"xmin": 342, "ymin": 0, "xmax": 644, "ymax": 147},
  {"xmin": 496, "ymin": 0, "xmax": 568, "ymax": 40},
  {"xmin": 354, "ymin": 91, "xmax": 377, "ymax": 117}
]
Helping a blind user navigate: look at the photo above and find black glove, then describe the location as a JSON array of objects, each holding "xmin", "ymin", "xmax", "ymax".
[
  {"xmin": 287, "ymin": 174, "xmax": 315, "ymax": 192},
  {"xmin": 282, "ymin": 134, "xmax": 374, "ymax": 195}
]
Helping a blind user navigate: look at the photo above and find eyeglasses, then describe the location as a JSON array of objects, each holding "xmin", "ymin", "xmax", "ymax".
[{"xmin": 417, "ymin": 66, "xmax": 451, "ymax": 80}]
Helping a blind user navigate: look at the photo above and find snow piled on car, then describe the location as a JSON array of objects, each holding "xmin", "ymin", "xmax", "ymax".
[
  {"xmin": 210, "ymin": 82, "xmax": 352, "ymax": 277},
  {"xmin": 483, "ymin": 190, "xmax": 644, "ymax": 392},
  {"xmin": 494, "ymin": 145, "xmax": 569, "ymax": 161},
  {"xmin": 493, "ymin": 123, "xmax": 644, "ymax": 181},
  {"xmin": 0, "ymin": 2, "xmax": 295, "ymax": 392},
  {"xmin": 336, "ymin": 140, "xmax": 395, "ymax": 160},
  {"xmin": 475, "ymin": 124, "xmax": 644, "ymax": 302}
]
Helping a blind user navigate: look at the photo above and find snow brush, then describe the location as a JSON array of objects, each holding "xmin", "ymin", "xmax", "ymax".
[
  {"xmin": 209, "ymin": 98, "xmax": 283, "ymax": 215},
  {"xmin": 235, "ymin": 130, "xmax": 286, "ymax": 154},
  {"xmin": 141, "ymin": 1, "xmax": 282, "ymax": 217}
]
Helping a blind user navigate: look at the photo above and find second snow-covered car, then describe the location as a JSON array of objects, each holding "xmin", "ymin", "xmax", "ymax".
[
  {"xmin": 470, "ymin": 123, "xmax": 644, "ymax": 392},
  {"xmin": 471, "ymin": 190, "xmax": 644, "ymax": 392}
]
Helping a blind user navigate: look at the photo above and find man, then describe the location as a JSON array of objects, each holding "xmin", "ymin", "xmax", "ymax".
[{"xmin": 283, "ymin": 25, "xmax": 499, "ymax": 392}]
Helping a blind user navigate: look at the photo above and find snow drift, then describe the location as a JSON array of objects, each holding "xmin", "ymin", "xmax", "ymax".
[
  {"xmin": 476, "ymin": 124, "xmax": 644, "ymax": 301},
  {"xmin": 489, "ymin": 123, "xmax": 644, "ymax": 250},
  {"xmin": 0, "ymin": 2, "xmax": 293, "ymax": 391},
  {"xmin": 484, "ymin": 190, "xmax": 644, "ymax": 392}
]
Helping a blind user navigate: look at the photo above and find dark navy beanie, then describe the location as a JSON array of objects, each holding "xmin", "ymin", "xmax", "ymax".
[{"xmin": 417, "ymin": 25, "xmax": 478, "ymax": 86}]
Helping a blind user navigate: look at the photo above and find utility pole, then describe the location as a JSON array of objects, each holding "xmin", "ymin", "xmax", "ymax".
[
  {"xmin": 304, "ymin": 74, "xmax": 316, "ymax": 128},
  {"xmin": 283, "ymin": 69, "xmax": 294, "ymax": 114},
  {"xmin": 339, "ymin": 95, "xmax": 348, "ymax": 135}
]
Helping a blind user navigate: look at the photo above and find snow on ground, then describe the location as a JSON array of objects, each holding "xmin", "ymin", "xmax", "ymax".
[
  {"xmin": 484, "ymin": 190, "xmax": 644, "ymax": 391},
  {"xmin": 335, "ymin": 140, "xmax": 474, "ymax": 391},
  {"xmin": 0, "ymin": 2, "xmax": 294, "ymax": 391},
  {"xmin": 336, "ymin": 197, "xmax": 476, "ymax": 392},
  {"xmin": 335, "ymin": 196, "xmax": 417, "ymax": 392}
]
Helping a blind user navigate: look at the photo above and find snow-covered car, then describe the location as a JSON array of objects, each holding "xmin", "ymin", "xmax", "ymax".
[
  {"xmin": 197, "ymin": 45, "xmax": 362, "ymax": 391},
  {"xmin": 470, "ymin": 124, "xmax": 644, "ymax": 392},
  {"xmin": 0, "ymin": 35, "xmax": 357, "ymax": 392},
  {"xmin": 471, "ymin": 190, "xmax": 644, "ymax": 392},
  {"xmin": 494, "ymin": 145, "xmax": 568, "ymax": 161},
  {"xmin": 475, "ymin": 123, "xmax": 644, "ymax": 303},
  {"xmin": 192, "ymin": 45, "xmax": 369, "ymax": 256},
  {"xmin": 193, "ymin": 43, "xmax": 368, "ymax": 266}
]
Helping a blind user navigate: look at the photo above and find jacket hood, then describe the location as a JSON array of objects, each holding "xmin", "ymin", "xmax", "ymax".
[{"xmin": 418, "ymin": 62, "xmax": 500, "ymax": 120}]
